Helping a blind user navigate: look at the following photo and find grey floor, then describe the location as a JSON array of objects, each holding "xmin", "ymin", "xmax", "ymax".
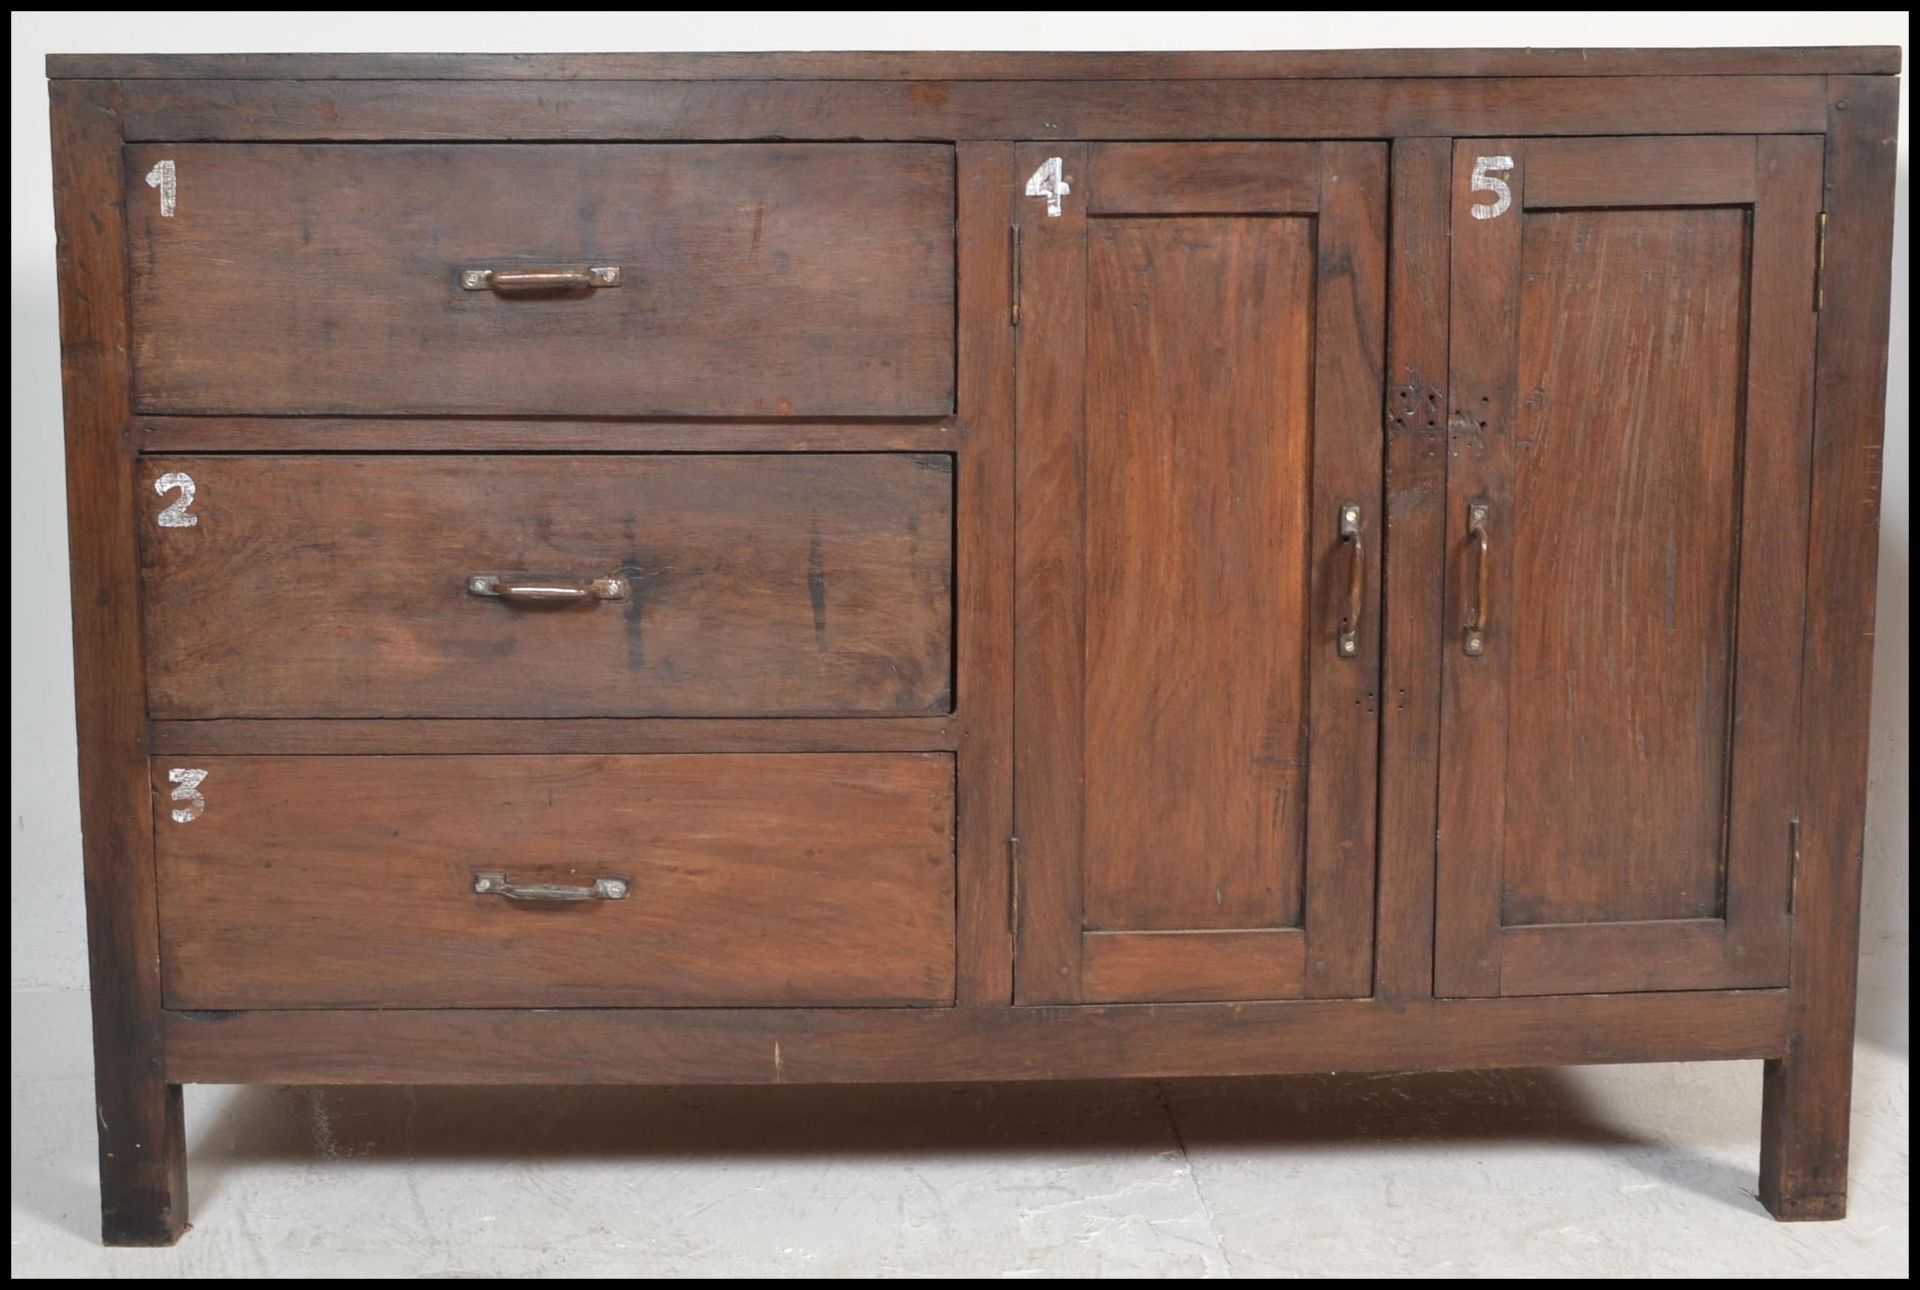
[{"xmin": 9, "ymin": 989, "xmax": 1909, "ymax": 1277}]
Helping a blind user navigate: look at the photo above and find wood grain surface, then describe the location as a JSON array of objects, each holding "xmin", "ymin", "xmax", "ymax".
[
  {"xmin": 155, "ymin": 755, "xmax": 956, "ymax": 1009},
  {"xmin": 127, "ymin": 143, "xmax": 954, "ymax": 417},
  {"xmin": 112, "ymin": 76, "xmax": 1830, "ymax": 144},
  {"xmin": 51, "ymin": 47, "xmax": 1902, "ymax": 81},
  {"xmin": 50, "ymin": 77, "xmax": 190, "ymax": 1249},
  {"xmin": 161, "ymin": 991, "xmax": 1793, "ymax": 1087},
  {"xmin": 1437, "ymin": 134, "xmax": 1820, "ymax": 996},
  {"xmin": 141, "ymin": 455, "xmax": 952, "ymax": 719},
  {"xmin": 1015, "ymin": 141, "xmax": 1384, "ymax": 1003}
]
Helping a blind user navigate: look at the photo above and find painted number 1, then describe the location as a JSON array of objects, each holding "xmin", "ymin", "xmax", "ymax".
[{"xmin": 1469, "ymin": 155, "xmax": 1515, "ymax": 220}]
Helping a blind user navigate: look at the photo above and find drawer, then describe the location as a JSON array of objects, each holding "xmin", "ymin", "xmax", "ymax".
[
  {"xmin": 127, "ymin": 143, "xmax": 954, "ymax": 417},
  {"xmin": 140, "ymin": 454, "xmax": 952, "ymax": 718},
  {"xmin": 155, "ymin": 754, "xmax": 956, "ymax": 1009}
]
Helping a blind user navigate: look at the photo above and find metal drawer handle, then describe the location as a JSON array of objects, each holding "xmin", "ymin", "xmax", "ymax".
[
  {"xmin": 1338, "ymin": 501, "xmax": 1364, "ymax": 658},
  {"xmin": 459, "ymin": 265, "xmax": 622, "ymax": 293},
  {"xmin": 468, "ymin": 574, "xmax": 628, "ymax": 604},
  {"xmin": 473, "ymin": 872, "xmax": 629, "ymax": 903},
  {"xmin": 1464, "ymin": 500, "xmax": 1491, "ymax": 657}
]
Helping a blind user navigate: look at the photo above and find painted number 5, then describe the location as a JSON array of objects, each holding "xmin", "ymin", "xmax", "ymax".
[{"xmin": 1469, "ymin": 155, "xmax": 1515, "ymax": 220}]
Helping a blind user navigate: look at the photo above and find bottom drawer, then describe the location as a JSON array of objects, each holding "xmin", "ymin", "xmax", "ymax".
[{"xmin": 155, "ymin": 754, "xmax": 955, "ymax": 1009}]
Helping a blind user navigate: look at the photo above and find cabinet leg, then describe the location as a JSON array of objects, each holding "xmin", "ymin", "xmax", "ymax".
[
  {"xmin": 1758, "ymin": 1044, "xmax": 1853, "ymax": 1221},
  {"xmin": 96, "ymin": 1073, "xmax": 189, "ymax": 1246}
]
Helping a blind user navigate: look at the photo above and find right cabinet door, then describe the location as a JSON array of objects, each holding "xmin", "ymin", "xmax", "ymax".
[{"xmin": 1436, "ymin": 136, "xmax": 1822, "ymax": 997}]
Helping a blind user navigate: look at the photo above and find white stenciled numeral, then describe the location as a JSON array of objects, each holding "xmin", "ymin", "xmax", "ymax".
[
  {"xmin": 145, "ymin": 159, "xmax": 177, "ymax": 218},
  {"xmin": 1025, "ymin": 156, "xmax": 1071, "ymax": 218},
  {"xmin": 155, "ymin": 472, "xmax": 198, "ymax": 527},
  {"xmin": 168, "ymin": 768, "xmax": 207, "ymax": 824},
  {"xmin": 1469, "ymin": 155, "xmax": 1515, "ymax": 221}
]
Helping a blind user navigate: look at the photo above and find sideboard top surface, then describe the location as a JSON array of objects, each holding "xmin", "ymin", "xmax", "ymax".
[{"xmin": 47, "ymin": 46, "xmax": 1902, "ymax": 82}]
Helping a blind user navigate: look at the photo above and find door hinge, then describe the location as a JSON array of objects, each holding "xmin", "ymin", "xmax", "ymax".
[
  {"xmin": 1814, "ymin": 211, "xmax": 1828, "ymax": 311},
  {"xmin": 1787, "ymin": 816, "xmax": 1801, "ymax": 914},
  {"xmin": 1008, "ymin": 835, "xmax": 1022, "ymax": 937},
  {"xmin": 1009, "ymin": 224, "xmax": 1022, "ymax": 327}
]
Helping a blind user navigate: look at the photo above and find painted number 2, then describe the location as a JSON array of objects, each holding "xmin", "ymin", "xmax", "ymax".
[
  {"xmin": 155, "ymin": 472, "xmax": 198, "ymax": 527},
  {"xmin": 1469, "ymin": 155, "xmax": 1515, "ymax": 220}
]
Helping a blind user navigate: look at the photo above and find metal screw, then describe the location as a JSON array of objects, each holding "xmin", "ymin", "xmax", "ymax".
[
  {"xmin": 600, "ymin": 879, "xmax": 629, "ymax": 900},
  {"xmin": 470, "ymin": 577, "xmax": 489, "ymax": 593},
  {"xmin": 473, "ymin": 876, "xmax": 493, "ymax": 892},
  {"xmin": 1340, "ymin": 638, "xmax": 1358, "ymax": 656}
]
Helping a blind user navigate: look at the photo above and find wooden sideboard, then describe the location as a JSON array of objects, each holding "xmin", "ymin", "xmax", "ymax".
[{"xmin": 46, "ymin": 47, "xmax": 1900, "ymax": 1244}]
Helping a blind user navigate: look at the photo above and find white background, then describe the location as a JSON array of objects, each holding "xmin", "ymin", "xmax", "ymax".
[{"xmin": 8, "ymin": 12, "xmax": 1909, "ymax": 1052}]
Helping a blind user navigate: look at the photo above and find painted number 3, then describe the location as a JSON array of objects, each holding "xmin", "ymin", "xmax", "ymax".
[
  {"xmin": 1469, "ymin": 155, "xmax": 1515, "ymax": 220},
  {"xmin": 168, "ymin": 768, "xmax": 208, "ymax": 824}
]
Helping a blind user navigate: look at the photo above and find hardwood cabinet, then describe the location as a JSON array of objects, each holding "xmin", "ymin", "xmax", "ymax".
[{"xmin": 46, "ymin": 48, "xmax": 1899, "ymax": 1245}]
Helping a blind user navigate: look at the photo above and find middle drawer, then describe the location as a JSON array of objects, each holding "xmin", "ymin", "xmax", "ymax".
[{"xmin": 140, "ymin": 454, "xmax": 952, "ymax": 718}]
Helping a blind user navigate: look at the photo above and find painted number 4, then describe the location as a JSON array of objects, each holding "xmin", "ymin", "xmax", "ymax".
[
  {"xmin": 1469, "ymin": 155, "xmax": 1515, "ymax": 220},
  {"xmin": 1025, "ymin": 157, "xmax": 1071, "ymax": 217}
]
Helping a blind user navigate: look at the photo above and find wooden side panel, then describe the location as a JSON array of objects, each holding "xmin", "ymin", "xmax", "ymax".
[
  {"xmin": 155, "ymin": 755, "xmax": 956, "ymax": 1009},
  {"xmin": 1502, "ymin": 205, "xmax": 1748, "ymax": 926},
  {"xmin": 127, "ymin": 143, "xmax": 954, "ymax": 417},
  {"xmin": 50, "ymin": 78, "xmax": 190, "ymax": 1248},
  {"xmin": 140, "ymin": 455, "xmax": 952, "ymax": 719},
  {"xmin": 1081, "ymin": 215, "xmax": 1315, "ymax": 933},
  {"xmin": 1760, "ymin": 77, "xmax": 1902, "ymax": 1223},
  {"xmin": 1376, "ymin": 138, "xmax": 1451, "ymax": 1001}
]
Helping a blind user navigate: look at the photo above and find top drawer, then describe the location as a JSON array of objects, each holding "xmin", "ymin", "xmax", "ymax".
[{"xmin": 126, "ymin": 144, "xmax": 955, "ymax": 417}]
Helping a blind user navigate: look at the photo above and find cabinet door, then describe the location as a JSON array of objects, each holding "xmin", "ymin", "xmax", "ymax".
[
  {"xmin": 1437, "ymin": 137, "xmax": 1822, "ymax": 996},
  {"xmin": 1013, "ymin": 143, "xmax": 1386, "ymax": 1004}
]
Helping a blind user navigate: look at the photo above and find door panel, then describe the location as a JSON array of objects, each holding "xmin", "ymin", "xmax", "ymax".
[
  {"xmin": 1082, "ymin": 215, "xmax": 1314, "ymax": 933},
  {"xmin": 1436, "ymin": 136, "xmax": 1820, "ymax": 996},
  {"xmin": 1014, "ymin": 142, "xmax": 1386, "ymax": 1004}
]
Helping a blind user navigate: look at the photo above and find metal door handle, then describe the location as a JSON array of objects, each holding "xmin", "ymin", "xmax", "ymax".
[
  {"xmin": 468, "ymin": 574, "xmax": 628, "ymax": 604},
  {"xmin": 1464, "ymin": 501, "xmax": 1491, "ymax": 656},
  {"xmin": 459, "ymin": 265, "xmax": 622, "ymax": 293},
  {"xmin": 473, "ymin": 872, "xmax": 629, "ymax": 902},
  {"xmin": 1338, "ymin": 502, "xmax": 1364, "ymax": 658}
]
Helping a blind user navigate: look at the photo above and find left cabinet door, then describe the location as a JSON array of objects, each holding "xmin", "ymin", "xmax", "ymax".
[{"xmin": 1012, "ymin": 142, "xmax": 1387, "ymax": 1004}]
